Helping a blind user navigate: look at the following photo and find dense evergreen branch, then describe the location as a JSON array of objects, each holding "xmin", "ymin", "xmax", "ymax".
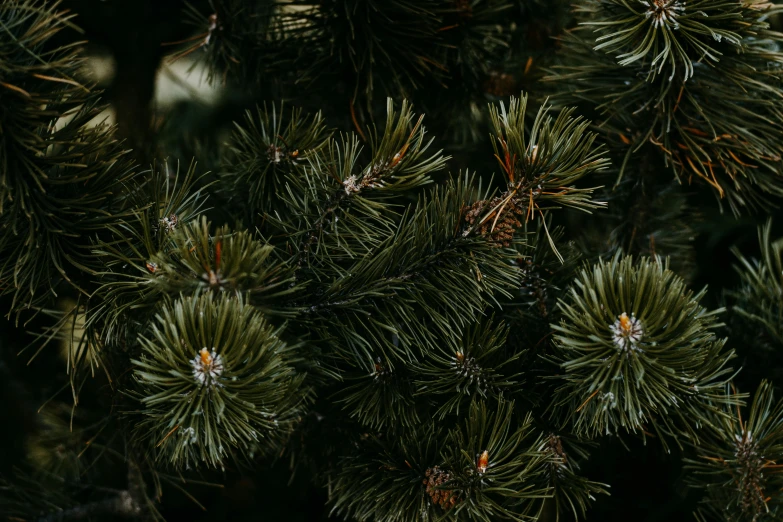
[{"xmin": 549, "ymin": 254, "xmax": 738, "ymax": 448}]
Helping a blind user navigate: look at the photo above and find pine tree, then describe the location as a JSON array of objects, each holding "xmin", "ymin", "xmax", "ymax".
[{"xmin": 3, "ymin": 1, "xmax": 783, "ymax": 521}]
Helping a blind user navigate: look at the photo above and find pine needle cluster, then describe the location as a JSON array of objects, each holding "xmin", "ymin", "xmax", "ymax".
[
  {"xmin": 548, "ymin": 0, "xmax": 783, "ymax": 212},
  {"xmin": 0, "ymin": 0, "xmax": 137, "ymax": 310},
  {"xmin": 133, "ymin": 293, "xmax": 308, "ymax": 470},
  {"xmin": 686, "ymin": 381, "xmax": 783, "ymax": 522},
  {"xmin": 550, "ymin": 254, "xmax": 737, "ymax": 444}
]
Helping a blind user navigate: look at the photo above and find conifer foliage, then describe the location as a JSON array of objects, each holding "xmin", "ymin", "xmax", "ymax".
[
  {"xmin": 3, "ymin": 1, "xmax": 783, "ymax": 521},
  {"xmin": 548, "ymin": 0, "xmax": 783, "ymax": 212},
  {"xmin": 551, "ymin": 255, "xmax": 736, "ymax": 444},
  {"xmin": 0, "ymin": 1, "xmax": 137, "ymax": 310},
  {"xmin": 133, "ymin": 292, "xmax": 308, "ymax": 470}
]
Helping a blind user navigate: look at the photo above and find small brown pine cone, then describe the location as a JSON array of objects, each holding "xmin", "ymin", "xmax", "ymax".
[
  {"xmin": 463, "ymin": 195, "xmax": 526, "ymax": 247},
  {"xmin": 424, "ymin": 466, "xmax": 459, "ymax": 510}
]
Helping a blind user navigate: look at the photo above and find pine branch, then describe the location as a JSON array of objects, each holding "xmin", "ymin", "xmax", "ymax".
[
  {"xmin": 296, "ymin": 173, "xmax": 519, "ymax": 368},
  {"xmin": 267, "ymin": 99, "xmax": 446, "ymax": 271},
  {"xmin": 328, "ymin": 399, "xmax": 554, "ymax": 522},
  {"xmin": 463, "ymin": 94, "xmax": 608, "ymax": 258},
  {"xmin": 546, "ymin": 1, "xmax": 783, "ymax": 213},
  {"xmin": 219, "ymin": 102, "xmax": 331, "ymax": 221},
  {"xmin": 0, "ymin": 0, "xmax": 140, "ymax": 311},
  {"xmin": 537, "ymin": 434, "xmax": 608, "ymax": 521},
  {"xmin": 132, "ymin": 292, "xmax": 310, "ymax": 470},
  {"xmin": 685, "ymin": 380, "xmax": 783, "ymax": 522},
  {"xmin": 727, "ymin": 219, "xmax": 783, "ymax": 344},
  {"xmin": 413, "ymin": 318, "xmax": 522, "ymax": 420},
  {"xmin": 549, "ymin": 254, "xmax": 739, "ymax": 449}
]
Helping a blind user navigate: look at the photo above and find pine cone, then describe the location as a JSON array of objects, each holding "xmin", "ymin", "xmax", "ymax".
[
  {"xmin": 423, "ymin": 466, "xmax": 459, "ymax": 509},
  {"xmin": 464, "ymin": 195, "xmax": 525, "ymax": 247}
]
